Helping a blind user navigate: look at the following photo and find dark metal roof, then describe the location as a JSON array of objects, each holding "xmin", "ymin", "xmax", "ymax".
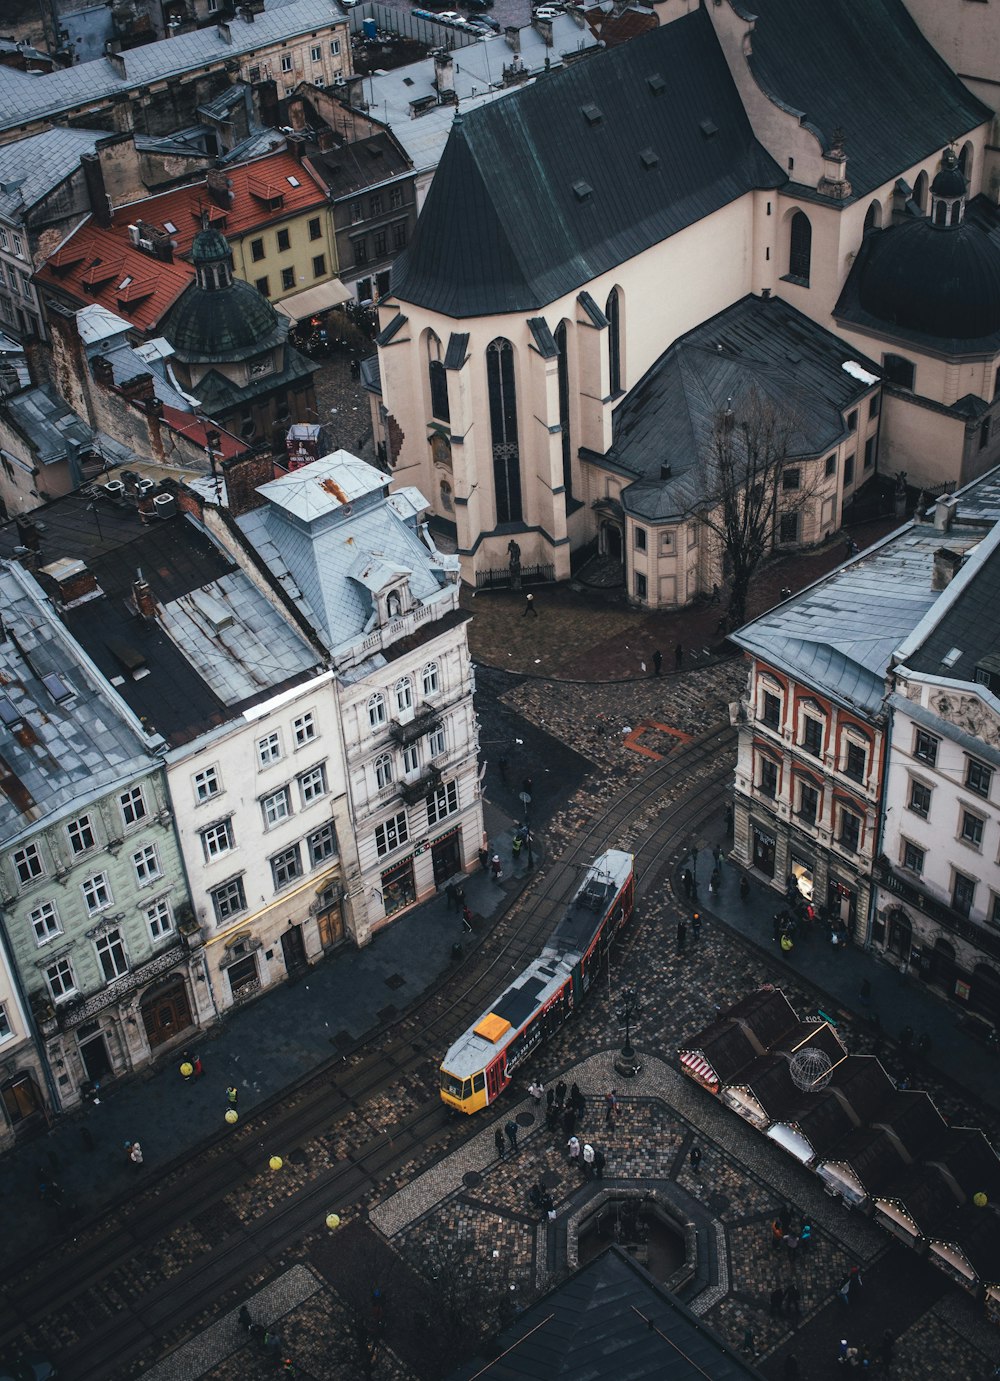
[
  {"xmin": 726, "ymin": 987, "xmax": 799, "ymax": 1048},
  {"xmin": 822, "ymin": 1127, "xmax": 905, "ymax": 1195},
  {"xmin": 835, "ymin": 196, "xmax": 1000, "ymax": 354},
  {"xmin": 607, "ymin": 294, "xmax": 879, "ymax": 523},
  {"xmin": 783, "ymin": 1092, "xmax": 856, "ymax": 1158},
  {"xmin": 444, "ymin": 333, "xmax": 469, "ymax": 370},
  {"xmin": 873, "ymin": 1090, "xmax": 950, "ymax": 1159},
  {"xmin": 165, "ymin": 276, "xmax": 287, "ymax": 364},
  {"xmin": 876, "ymin": 1163, "xmax": 959, "ymax": 1229},
  {"xmin": 826, "ymin": 1055, "xmax": 896, "ymax": 1124},
  {"xmin": 930, "ymin": 1128, "xmax": 1000, "ymax": 1202},
  {"xmin": 696, "ymin": 1021, "xmax": 759, "ymax": 1085},
  {"xmin": 375, "ymin": 312, "xmax": 408, "ymax": 347},
  {"xmin": 902, "ymin": 534, "xmax": 1000, "ymax": 683},
  {"xmin": 744, "ymin": 0, "xmax": 990, "ymax": 199},
  {"xmin": 392, "ymin": 12, "xmax": 782, "ymax": 318},
  {"xmin": 448, "ymin": 1246, "xmax": 766, "ymax": 1380}
]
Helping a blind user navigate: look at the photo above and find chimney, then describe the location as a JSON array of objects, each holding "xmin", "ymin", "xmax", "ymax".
[
  {"xmin": 932, "ymin": 547, "xmax": 963, "ymax": 591},
  {"xmin": 222, "ymin": 446, "xmax": 275, "ymax": 517},
  {"xmin": 15, "ymin": 517, "xmax": 41, "ymax": 552},
  {"xmin": 106, "ymin": 50, "xmax": 127, "ymax": 79},
  {"xmin": 316, "ymin": 127, "xmax": 335, "ymax": 153},
  {"xmin": 533, "ymin": 16, "xmax": 553, "ymax": 45},
  {"xmin": 216, "ymin": 20, "xmax": 232, "ymax": 44},
  {"xmin": 37, "ymin": 557, "xmax": 102, "ymax": 607},
  {"xmin": 206, "ymin": 168, "xmax": 233, "ymax": 208},
  {"xmin": 91, "ymin": 355, "xmax": 114, "ymax": 388},
  {"xmin": 660, "ymin": 464, "xmax": 672, "ymax": 480},
  {"xmin": 433, "ymin": 50, "xmax": 455, "ymax": 94},
  {"xmin": 934, "ymin": 494, "xmax": 958, "ymax": 532},
  {"xmin": 80, "ymin": 152, "xmax": 112, "ymax": 228},
  {"xmin": 505, "ymin": 25, "xmax": 520, "ymax": 52},
  {"xmin": 119, "ymin": 372, "xmax": 156, "ymax": 404},
  {"xmin": 132, "ymin": 575, "xmax": 156, "ymax": 619}
]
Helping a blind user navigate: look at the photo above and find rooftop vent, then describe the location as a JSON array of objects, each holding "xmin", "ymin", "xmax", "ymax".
[
  {"xmin": 581, "ymin": 103, "xmax": 602, "ymax": 126},
  {"xmin": 572, "ymin": 180, "xmax": 593, "ymax": 202},
  {"xmin": 0, "ymin": 695, "xmax": 24, "ymax": 731},
  {"xmin": 940, "ymin": 646, "xmax": 963, "ymax": 668},
  {"xmin": 699, "ymin": 117, "xmax": 718, "ymax": 138},
  {"xmin": 646, "ymin": 73, "xmax": 666, "ymax": 95},
  {"xmin": 41, "ymin": 673, "xmax": 73, "ymax": 704},
  {"xmin": 639, "ymin": 148, "xmax": 659, "ymax": 170}
]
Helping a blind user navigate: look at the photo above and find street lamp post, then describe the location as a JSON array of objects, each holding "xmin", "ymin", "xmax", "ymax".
[{"xmin": 614, "ymin": 986, "xmax": 642, "ymax": 1077}]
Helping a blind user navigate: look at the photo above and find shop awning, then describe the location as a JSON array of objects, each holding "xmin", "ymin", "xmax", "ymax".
[{"xmin": 275, "ymin": 279, "xmax": 352, "ymax": 321}]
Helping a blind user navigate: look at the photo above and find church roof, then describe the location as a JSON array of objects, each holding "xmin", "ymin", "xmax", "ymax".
[
  {"xmin": 605, "ymin": 294, "xmax": 878, "ymax": 523},
  {"xmin": 164, "ymin": 274, "xmax": 287, "ymax": 364},
  {"xmin": 741, "ymin": 0, "xmax": 989, "ymax": 198},
  {"xmin": 834, "ymin": 195, "xmax": 1000, "ymax": 354},
  {"xmin": 390, "ymin": 12, "xmax": 783, "ymax": 318}
]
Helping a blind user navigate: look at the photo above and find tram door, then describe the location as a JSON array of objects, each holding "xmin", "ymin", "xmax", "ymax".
[{"xmin": 485, "ymin": 1058, "xmax": 505, "ymax": 1104}]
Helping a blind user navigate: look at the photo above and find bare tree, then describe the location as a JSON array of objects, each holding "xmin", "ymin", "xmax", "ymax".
[{"xmin": 699, "ymin": 387, "xmax": 809, "ymax": 630}]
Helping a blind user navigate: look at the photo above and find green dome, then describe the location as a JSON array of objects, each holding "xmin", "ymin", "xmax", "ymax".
[
  {"xmin": 164, "ymin": 275, "xmax": 287, "ymax": 364},
  {"xmin": 191, "ymin": 225, "xmax": 232, "ymax": 264}
]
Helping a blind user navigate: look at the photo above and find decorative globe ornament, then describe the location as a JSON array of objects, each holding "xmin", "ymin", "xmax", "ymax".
[
  {"xmin": 974, "ymin": 1192, "xmax": 989, "ymax": 1208},
  {"xmin": 325, "ymin": 1213, "xmax": 342, "ymax": 1231},
  {"xmin": 180, "ymin": 1061, "xmax": 193, "ymax": 1079},
  {"xmin": 269, "ymin": 1155, "xmax": 283, "ymax": 1172},
  {"xmin": 225, "ymin": 1109, "xmax": 239, "ymax": 1125},
  {"xmin": 789, "ymin": 1047, "xmax": 833, "ymax": 1092}
]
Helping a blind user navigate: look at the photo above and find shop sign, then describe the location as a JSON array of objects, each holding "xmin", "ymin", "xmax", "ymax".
[
  {"xmin": 753, "ymin": 827, "xmax": 776, "ymax": 847},
  {"xmin": 955, "ymin": 979, "xmax": 971, "ymax": 1002}
]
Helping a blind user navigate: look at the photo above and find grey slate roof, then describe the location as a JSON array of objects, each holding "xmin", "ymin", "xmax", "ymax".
[
  {"xmin": 896, "ymin": 522, "xmax": 1000, "ymax": 686},
  {"xmin": 391, "ymin": 12, "xmax": 783, "ymax": 318},
  {"xmin": 448, "ymin": 1246, "xmax": 764, "ymax": 1380},
  {"xmin": 3, "ymin": 384, "xmax": 93, "ymax": 466},
  {"xmin": 0, "ymin": 126, "xmax": 105, "ymax": 220},
  {"xmin": 238, "ymin": 452, "xmax": 450, "ymax": 654},
  {"xmin": 731, "ymin": 519, "xmax": 991, "ymax": 717},
  {"xmin": 0, "ymin": 565, "xmax": 153, "ymax": 843},
  {"xmin": 743, "ymin": 0, "xmax": 990, "ymax": 199},
  {"xmin": 0, "ymin": 0, "xmax": 344, "ymax": 136},
  {"xmin": 603, "ymin": 294, "xmax": 879, "ymax": 523}
]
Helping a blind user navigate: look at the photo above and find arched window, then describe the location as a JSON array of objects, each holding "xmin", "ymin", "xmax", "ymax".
[
  {"xmin": 422, "ymin": 662, "xmax": 439, "ymax": 696},
  {"xmin": 395, "ymin": 677, "xmax": 413, "ymax": 714},
  {"xmin": 863, "ymin": 200, "xmax": 882, "ymax": 235},
  {"xmin": 555, "ymin": 320, "xmax": 573, "ymax": 499},
  {"xmin": 375, "ymin": 753, "xmax": 393, "ymax": 790},
  {"xmin": 788, "ymin": 211, "xmax": 812, "ymax": 283},
  {"xmin": 387, "ymin": 590, "xmax": 402, "ymax": 618},
  {"xmin": 913, "ymin": 170, "xmax": 929, "ymax": 214},
  {"xmin": 605, "ymin": 289, "xmax": 622, "ymax": 395},
  {"xmin": 486, "ymin": 338, "xmax": 522, "ymax": 524},
  {"xmin": 367, "ymin": 693, "xmax": 386, "ymax": 730},
  {"xmin": 439, "ymin": 479, "xmax": 453, "ymax": 512},
  {"xmin": 959, "ymin": 141, "xmax": 974, "ymax": 188},
  {"xmin": 427, "ymin": 331, "xmax": 449, "ymax": 424}
]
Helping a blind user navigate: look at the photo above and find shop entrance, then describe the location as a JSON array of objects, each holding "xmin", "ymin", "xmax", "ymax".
[
  {"xmin": 828, "ymin": 878, "xmax": 857, "ymax": 928},
  {"xmin": 432, "ymin": 828, "xmax": 462, "ymax": 887},
  {"xmin": 602, "ymin": 521, "xmax": 622, "ymax": 564},
  {"xmin": 752, "ymin": 825, "xmax": 776, "ymax": 878},
  {"xmin": 790, "ymin": 855, "xmax": 814, "ymax": 903},
  {"xmin": 141, "ymin": 979, "xmax": 194, "ymax": 1049},
  {"xmin": 281, "ymin": 923, "xmax": 308, "ymax": 977},
  {"xmin": 1, "ymin": 1073, "xmax": 43, "ymax": 1132},
  {"xmin": 80, "ymin": 1033, "xmax": 112, "ymax": 1082},
  {"xmin": 381, "ymin": 858, "xmax": 415, "ymax": 918}
]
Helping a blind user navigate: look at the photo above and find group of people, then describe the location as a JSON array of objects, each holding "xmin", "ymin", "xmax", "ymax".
[{"xmin": 770, "ymin": 1209, "xmax": 812, "ymax": 1257}]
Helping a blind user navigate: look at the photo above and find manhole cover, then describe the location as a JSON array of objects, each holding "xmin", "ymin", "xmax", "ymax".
[
  {"xmin": 463, "ymin": 1171, "xmax": 483, "ymax": 1189},
  {"xmin": 517, "ymin": 1111, "xmax": 535, "ymax": 1127},
  {"xmin": 384, "ymin": 973, "xmax": 405, "ymax": 991}
]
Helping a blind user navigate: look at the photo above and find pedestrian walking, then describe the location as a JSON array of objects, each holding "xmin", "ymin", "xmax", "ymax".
[
  {"xmin": 798, "ymin": 1217, "xmax": 812, "ymax": 1249},
  {"xmin": 784, "ymin": 1284, "xmax": 800, "ymax": 1320},
  {"xmin": 462, "ymin": 904, "xmax": 474, "ymax": 933},
  {"xmin": 226, "ymin": 1085, "xmax": 239, "ymax": 1107},
  {"xmin": 494, "ymin": 1128, "xmax": 505, "ymax": 1160},
  {"xmin": 689, "ymin": 1145, "xmax": 702, "ymax": 1174},
  {"xmin": 678, "ymin": 868, "xmax": 690, "ymax": 898},
  {"xmin": 652, "ymin": 649, "xmax": 662, "ymax": 676},
  {"xmin": 740, "ymin": 875, "xmax": 750, "ymax": 903},
  {"xmin": 546, "ymin": 1087, "xmax": 555, "ymax": 1113},
  {"xmin": 691, "ymin": 911, "xmax": 701, "ymax": 942},
  {"xmin": 676, "ymin": 919, "xmax": 687, "ymax": 953},
  {"xmin": 582, "ymin": 1143, "xmax": 595, "ymax": 1176},
  {"xmin": 741, "ymin": 1327, "xmax": 755, "ymax": 1357},
  {"xmin": 709, "ymin": 868, "xmax": 720, "ymax": 894},
  {"xmin": 604, "ymin": 1090, "xmax": 618, "ymax": 1127},
  {"xmin": 555, "ymin": 1080, "xmax": 567, "ymax": 1108},
  {"xmin": 512, "ymin": 834, "xmax": 523, "ymax": 864},
  {"xmin": 82, "ymin": 1079, "xmax": 101, "ymax": 1107},
  {"xmin": 784, "ymin": 1231, "xmax": 800, "ymax": 1261},
  {"xmin": 769, "ymin": 1286, "xmax": 784, "ymax": 1316},
  {"xmin": 478, "ymin": 846, "xmax": 489, "ymax": 872},
  {"xmin": 690, "ymin": 846, "xmax": 698, "ymax": 875},
  {"xmin": 713, "ymin": 845, "xmax": 723, "ymax": 869},
  {"xmin": 497, "ymin": 753, "xmax": 508, "ymax": 784},
  {"xmin": 770, "ymin": 1217, "xmax": 784, "ymax": 1250},
  {"xmin": 238, "ymin": 1304, "xmax": 253, "ymax": 1333},
  {"xmin": 675, "ymin": 643, "xmax": 684, "ymax": 670},
  {"xmin": 192, "ymin": 1053, "xmax": 204, "ymax": 1079},
  {"xmin": 837, "ymin": 1339, "xmax": 849, "ymax": 1364},
  {"xmin": 490, "ymin": 854, "xmax": 503, "ymax": 884},
  {"xmin": 127, "ymin": 1139, "xmax": 143, "ymax": 1168},
  {"xmin": 570, "ymin": 1083, "xmax": 585, "ymax": 1117},
  {"xmin": 522, "ymin": 593, "xmax": 537, "ymax": 618},
  {"xmin": 593, "ymin": 1147, "xmax": 605, "ymax": 1178},
  {"xmin": 528, "ymin": 1080, "xmax": 543, "ymax": 1107},
  {"xmin": 505, "ymin": 1120, "xmax": 519, "ymax": 1152},
  {"xmin": 562, "ymin": 1106, "xmax": 577, "ymax": 1138},
  {"xmin": 567, "ymin": 1134, "xmax": 581, "ymax": 1162},
  {"xmin": 446, "ymin": 880, "xmax": 460, "ymax": 912}
]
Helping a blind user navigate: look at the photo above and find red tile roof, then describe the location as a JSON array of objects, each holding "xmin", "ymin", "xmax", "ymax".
[
  {"xmin": 37, "ymin": 223, "xmax": 194, "ymax": 332},
  {"xmin": 160, "ymin": 406, "xmax": 246, "ymax": 459}
]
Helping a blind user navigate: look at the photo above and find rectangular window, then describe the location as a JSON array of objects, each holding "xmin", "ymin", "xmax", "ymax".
[
  {"xmin": 375, "ymin": 810, "xmax": 408, "ymax": 857},
  {"xmin": 132, "ymin": 843, "xmax": 160, "ymax": 884},
  {"xmin": 427, "ymin": 725, "xmax": 446, "ymax": 759},
  {"xmin": 953, "ymin": 871, "xmax": 976, "ymax": 917},
  {"xmin": 864, "ymin": 436, "xmax": 876, "ymax": 470},
  {"xmin": 634, "ymin": 572, "xmax": 647, "ymax": 600},
  {"xmin": 308, "ymin": 217, "xmax": 322, "ymax": 241},
  {"xmin": 370, "ymin": 194, "xmax": 383, "ymax": 217},
  {"xmin": 312, "ymin": 253, "xmax": 325, "ymax": 278},
  {"xmin": 193, "ymin": 765, "xmax": 221, "ymax": 802},
  {"xmin": 844, "ymin": 742, "xmax": 867, "ymax": 783},
  {"xmin": 145, "ymin": 898, "xmax": 173, "ymax": 940},
  {"xmin": 96, "ymin": 927, "xmax": 128, "ymax": 981},
  {"xmin": 903, "ymin": 840, "xmax": 924, "ymax": 874},
  {"xmin": 331, "ymin": 38, "xmax": 341, "ymax": 55},
  {"xmin": 0, "ymin": 1003, "xmax": 11, "ymax": 1041},
  {"xmin": 779, "ymin": 511, "xmax": 799, "ymax": 543},
  {"xmin": 847, "ymin": 410, "xmax": 858, "ymax": 433},
  {"xmin": 961, "ymin": 810, "xmax": 984, "ymax": 848},
  {"xmin": 966, "ymin": 758, "xmax": 993, "ymax": 798},
  {"xmin": 310, "ymin": 43, "xmax": 322, "ymax": 60},
  {"xmin": 298, "ymin": 763, "xmax": 327, "ymax": 805},
  {"xmin": 29, "ymin": 900, "xmax": 60, "ymax": 945},
  {"xmin": 761, "ymin": 691, "xmax": 781, "ymax": 730},
  {"xmin": 634, "ymin": 527, "xmax": 647, "ymax": 551},
  {"xmin": 262, "ymin": 786, "xmax": 291, "ymax": 828},
  {"xmin": 46, "ymin": 956, "xmax": 76, "ymax": 1001},
  {"xmin": 393, "ymin": 221, "xmax": 407, "ymax": 250},
  {"xmin": 120, "ymin": 786, "xmax": 147, "ymax": 827},
  {"xmin": 350, "ymin": 200, "xmax": 363, "ymax": 223},
  {"xmin": 201, "ymin": 820, "xmax": 234, "ymax": 860},
  {"xmin": 308, "ymin": 821, "xmax": 337, "ymax": 866},
  {"xmin": 276, "ymin": 228, "xmax": 291, "ymax": 252},
  {"xmin": 250, "ymin": 238, "xmax": 265, "ymax": 262},
  {"xmin": 374, "ymin": 230, "xmax": 387, "ymax": 257},
  {"xmin": 402, "ymin": 743, "xmax": 420, "ymax": 774},
  {"xmin": 258, "ymin": 732, "xmax": 282, "ymax": 768},
  {"xmin": 914, "ymin": 729, "xmax": 939, "ymax": 766},
  {"xmin": 839, "ymin": 809, "xmax": 861, "ymax": 852},
  {"xmin": 293, "ymin": 711, "xmax": 316, "ymax": 746},
  {"xmin": 782, "ymin": 468, "xmax": 801, "ymax": 491},
  {"xmin": 389, "ymin": 186, "xmax": 404, "ymax": 210},
  {"xmin": 909, "ymin": 779, "xmax": 931, "ymax": 818},
  {"xmin": 759, "ymin": 759, "xmax": 778, "ymax": 798},
  {"xmin": 211, "ymin": 876, "xmax": 246, "ymax": 923},
  {"xmin": 13, "ymin": 843, "xmax": 43, "ymax": 885},
  {"xmin": 427, "ymin": 779, "xmax": 459, "ymax": 826},
  {"xmin": 802, "ymin": 716, "xmax": 823, "ymax": 757},
  {"xmin": 12, "ymin": 234, "xmax": 23, "ymax": 258},
  {"xmin": 271, "ymin": 843, "xmax": 303, "ymax": 890},
  {"xmin": 82, "ymin": 873, "xmax": 112, "ymax": 914},
  {"xmin": 255, "ymin": 276, "xmax": 270, "ymax": 297},
  {"xmin": 825, "ymin": 454, "xmax": 836, "ymax": 478},
  {"xmin": 281, "ymin": 266, "xmax": 295, "ymax": 291},
  {"xmin": 981, "ymin": 417, "xmax": 992, "ymax": 451},
  {"xmin": 799, "ymin": 781, "xmax": 818, "ymax": 824},
  {"xmin": 844, "ymin": 453, "xmax": 855, "ymax": 484},
  {"xmin": 869, "ymin": 394, "xmax": 880, "ymax": 419},
  {"xmin": 67, "ymin": 814, "xmax": 95, "ymax": 855},
  {"xmin": 281, "ymin": 53, "xmax": 293, "ymax": 73}
]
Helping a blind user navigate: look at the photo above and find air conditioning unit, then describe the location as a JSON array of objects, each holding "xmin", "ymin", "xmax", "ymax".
[
  {"xmin": 139, "ymin": 237, "xmax": 154, "ymax": 253},
  {"xmin": 153, "ymin": 493, "xmax": 177, "ymax": 519},
  {"xmin": 103, "ymin": 479, "xmax": 126, "ymax": 503},
  {"xmin": 127, "ymin": 223, "xmax": 141, "ymax": 246}
]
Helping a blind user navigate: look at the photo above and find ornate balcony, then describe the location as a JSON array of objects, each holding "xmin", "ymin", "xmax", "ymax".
[
  {"xmin": 876, "ymin": 859, "xmax": 1000, "ymax": 964},
  {"xmin": 389, "ymin": 705, "xmax": 440, "ymax": 748},
  {"xmin": 400, "ymin": 763, "xmax": 442, "ymax": 805}
]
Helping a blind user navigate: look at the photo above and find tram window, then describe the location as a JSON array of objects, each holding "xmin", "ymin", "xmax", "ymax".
[
  {"xmin": 441, "ymin": 1071, "xmax": 462, "ymax": 1097},
  {"xmin": 461, "ymin": 1079, "xmax": 473, "ymax": 1100},
  {"xmin": 473, "ymin": 1072, "xmax": 485, "ymax": 1092}
]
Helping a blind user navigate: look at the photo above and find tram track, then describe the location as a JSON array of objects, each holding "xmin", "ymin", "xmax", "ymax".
[{"xmin": 9, "ymin": 721, "xmax": 735, "ymax": 1379}]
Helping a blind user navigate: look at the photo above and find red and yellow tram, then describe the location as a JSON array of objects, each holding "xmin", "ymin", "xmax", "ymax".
[{"xmin": 439, "ymin": 849, "xmax": 635, "ymax": 1113}]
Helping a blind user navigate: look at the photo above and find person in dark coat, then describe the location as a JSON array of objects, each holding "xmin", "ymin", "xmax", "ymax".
[
  {"xmin": 555, "ymin": 1080, "xmax": 567, "ymax": 1107},
  {"xmin": 562, "ymin": 1106, "xmax": 577, "ymax": 1138},
  {"xmin": 593, "ymin": 1147, "xmax": 605, "ymax": 1179},
  {"xmin": 494, "ymin": 1128, "xmax": 505, "ymax": 1160},
  {"xmin": 676, "ymin": 920, "xmax": 687, "ymax": 952},
  {"xmin": 652, "ymin": 649, "xmax": 662, "ymax": 676},
  {"xmin": 505, "ymin": 1120, "xmax": 519, "ymax": 1152}
]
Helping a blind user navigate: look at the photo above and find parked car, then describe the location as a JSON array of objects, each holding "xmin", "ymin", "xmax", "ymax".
[
  {"xmin": 467, "ymin": 9, "xmax": 500, "ymax": 25},
  {"xmin": 534, "ymin": 7, "xmax": 561, "ymax": 18}
]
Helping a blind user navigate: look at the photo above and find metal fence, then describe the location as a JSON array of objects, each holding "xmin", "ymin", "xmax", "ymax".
[
  {"xmin": 349, "ymin": 3, "xmax": 481, "ymax": 48},
  {"xmin": 475, "ymin": 563, "xmax": 555, "ymax": 591}
]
